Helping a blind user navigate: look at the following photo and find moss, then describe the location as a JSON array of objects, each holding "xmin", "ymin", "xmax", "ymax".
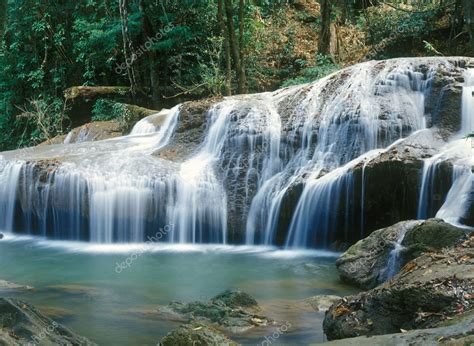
[
  {"xmin": 402, "ymin": 219, "xmax": 466, "ymax": 251},
  {"xmin": 211, "ymin": 289, "xmax": 258, "ymax": 309},
  {"xmin": 159, "ymin": 322, "xmax": 238, "ymax": 346}
]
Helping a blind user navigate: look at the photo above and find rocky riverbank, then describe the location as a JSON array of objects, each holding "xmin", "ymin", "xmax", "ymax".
[{"xmin": 322, "ymin": 220, "xmax": 473, "ymax": 344}]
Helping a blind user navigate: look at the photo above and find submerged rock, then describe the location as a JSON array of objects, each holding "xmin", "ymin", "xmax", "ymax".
[
  {"xmin": 336, "ymin": 219, "xmax": 467, "ymax": 289},
  {"xmin": 0, "ymin": 297, "xmax": 95, "ymax": 345},
  {"xmin": 0, "ymin": 280, "xmax": 34, "ymax": 292},
  {"xmin": 306, "ymin": 295, "xmax": 342, "ymax": 312},
  {"xmin": 157, "ymin": 289, "xmax": 272, "ymax": 333},
  {"xmin": 159, "ymin": 322, "xmax": 239, "ymax": 346},
  {"xmin": 324, "ymin": 234, "xmax": 474, "ymax": 340}
]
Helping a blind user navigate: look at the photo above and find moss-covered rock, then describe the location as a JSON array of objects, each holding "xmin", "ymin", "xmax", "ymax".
[
  {"xmin": 156, "ymin": 289, "xmax": 272, "ymax": 334},
  {"xmin": 210, "ymin": 289, "xmax": 259, "ymax": 310},
  {"xmin": 159, "ymin": 322, "xmax": 239, "ymax": 346},
  {"xmin": 402, "ymin": 218, "xmax": 467, "ymax": 260}
]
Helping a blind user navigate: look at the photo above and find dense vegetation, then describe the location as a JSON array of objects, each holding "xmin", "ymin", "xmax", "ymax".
[{"xmin": 0, "ymin": 0, "xmax": 472, "ymax": 149}]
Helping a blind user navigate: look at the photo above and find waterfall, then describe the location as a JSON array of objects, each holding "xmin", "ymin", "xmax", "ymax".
[
  {"xmin": 167, "ymin": 102, "xmax": 234, "ymax": 243},
  {"xmin": 282, "ymin": 62, "xmax": 434, "ymax": 248},
  {"xmin": 417, "ymin": 157, "xmax": 440, "ymax": 219},
  {"xmin": 0, "ymin": 106, "xmax": 179, "ymax": 242},
  {"xmin": 0, "ymin": 58, "xmax": 471, "ymax": 246},
  {"xmin": 0, "ymin": 160, "xmax": 23, "ymax": 232},
  {"xmin": 436, "ymin": 165, "xmax": 473, "ymax": 227},
  {"xmin": 384, "ymin": 221, "xmax": 419, "ymax": 279},
  {"xmin": 130, "ymin": 109, "xmax": 172, "ymax": 136},
  {"xmin": 416, "ymin": 69, "xmax": 474, "ymax": 227},
  {"xmin": 462, "ymin": 70, "xmax": 474, "ymax": 134}
]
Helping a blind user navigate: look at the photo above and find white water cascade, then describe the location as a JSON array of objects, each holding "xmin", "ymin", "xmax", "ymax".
[
  {"xmin": 0, "ymin": 58, "xmax": 472, "ymax": 246},
  {"xmin": 0, "ymin": 161, "xmax": 23, "ymax": 232},
  {"xmin": 282, "ymin": 62, "xmax": 433, "ymax": 248},
  {"xmin": 416, "ymin": 69, "xmax": 474, "ymax": 227}
]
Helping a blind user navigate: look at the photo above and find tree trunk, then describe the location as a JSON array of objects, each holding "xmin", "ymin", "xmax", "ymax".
[
  {"xmin": 318, "ymin": 0, "xmax": 331, "ymax": 55},
  {"xmin": 238, "ymin": 0, "xmax": 247, "ymax": 93},
  {"xmin": 139, "ymin": 0, "xmax": 160, "ymax": 107},
  {"xmin": 119, "ymin": 0, "xmax": 138, "ymax": 98},
  {"xmin": 464, "ymin": 0, "xmax": 474, "ymax": 52},
  {"xmin": 0, "ymin": 0, "xmax": 7, "ymax": 45},
  {"xmin": 224, "ymin": 0, "xmax": 246, "ymax": 94},
  {"xmin": 218, "ymin": 0, "xmax": 232, "ymax": 96}
]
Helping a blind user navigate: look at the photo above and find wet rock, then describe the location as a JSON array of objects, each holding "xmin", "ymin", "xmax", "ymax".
[
  {"xmin": 157, "ymin": 289, "xmax": 272, "ymax": 333},
  {"xmin": 353, "ymin": 130, "xmax": 449, "ymax": 241},
  {"xmin": 336, "ymin": 220, "xmax": 422, "ymax": 289},
  {"xmin": 155, "ymin": 97, "xmax": 222, "ymax": 162},
  {"xmin": 159, "ymin": 322, "xmax": 239, "ymax": 346},
  {"xmin": 324, "ymin": 234, "xmax": 474, "ymax": 340},
  {"xmin": 62, "ymin": 120, "xmax": 122, "ymax": 144},
  {"xmin": 306, "ymin": 295, "xmax": 342, "ymax": 312},
  {"xmin": 0, "ymin": 297, "xmax": 95, "ymax": 345},
  {"xmin": 336, "ymin": 219, "xmax": 467, "ymax": 289}
]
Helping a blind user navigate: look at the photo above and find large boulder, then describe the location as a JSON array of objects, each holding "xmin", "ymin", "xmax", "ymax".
[
  {"xmin": 336, "ymin": 220, "xmax": 422, "ymax": 289},
  {"xmin": 324, "ymin": 234, "xmax": 474, "ymax": 340},
  {"xmin": 0, "ymin": 298, "xmax": 95, "ymax": 345},
  {"xmin": 336, "ymin": 219, "xmax": 467, "ymax": 289}
]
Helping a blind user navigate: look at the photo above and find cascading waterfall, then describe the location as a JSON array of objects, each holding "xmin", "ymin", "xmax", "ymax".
[
  {"xmin": 0, "ymin": 106, "xmax": 180, "ymax": 241},
  {"xmin": 0, "ymin": 160, "xmax": 23, "ymax": 232},
  {"xmin": 167, "ymin": 102, "xmax": 234, "ymax": 243},
  {"xmin": 283, "ymin": 63, "xmax": 433, "ymax": 248},
  {"xmin": 436, "ymin": 165, "xmax": 473, "ymax": 226},
  {"xmin": 0, "ymin": 58, "xmax": 471, "ymax": 246},
  {"xmin": 384, "ymin": 220, "xmax": 421, "ymax": 279},
  {"xmin": 417, "ymin": 157, "xmax": 442, "ymax": 219},
  {"xmin": 416, "ymin": 69, "xmax": 474, "ymax": 227}
]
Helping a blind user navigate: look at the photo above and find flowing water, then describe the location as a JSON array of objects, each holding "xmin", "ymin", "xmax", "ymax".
[
  {"xmin": 0, "ymin": 57, "xmax": 473, "ymax": 344},
  {"xmin": 416, "ymin": 69, "xmax": 474, "ymax": 226},
  {"xmin": 0, "ymin": 58, "xmax": 472, "ymax": 248}
]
